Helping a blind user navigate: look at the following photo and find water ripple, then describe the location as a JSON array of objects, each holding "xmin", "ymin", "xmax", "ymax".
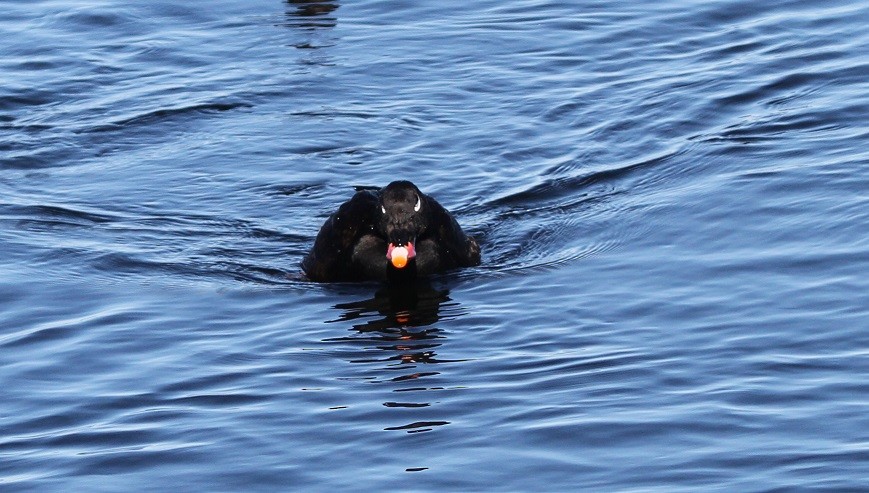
[{"xmin": 1, "ymin": 0, "xmax": 867, "ymax": 490}]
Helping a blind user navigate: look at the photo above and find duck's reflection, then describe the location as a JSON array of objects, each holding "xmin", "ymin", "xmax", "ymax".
[
  {"xmin": 285, "ymin": 0, "xmax": 339, "ymax": 29},
  {"xmin": 331, "ymin": 282, "xmax": 448, "ymax": 330},
  {"xmin": 326, "ymin": 283, "xmax": 454, "ymax": 360},
  {"xmin": 324, "ymin": 282, "xmax": 463, "ymax": 434}
]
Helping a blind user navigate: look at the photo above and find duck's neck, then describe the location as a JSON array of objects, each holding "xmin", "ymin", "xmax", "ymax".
[{"xmin": 386, "ymin": 259, "xmax": 418, "ymax": 285}]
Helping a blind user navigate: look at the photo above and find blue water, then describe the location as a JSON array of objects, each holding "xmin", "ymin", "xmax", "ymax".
[{"xmin": 2, "ymin": 0, "xmax": 868, "ymax": 491}]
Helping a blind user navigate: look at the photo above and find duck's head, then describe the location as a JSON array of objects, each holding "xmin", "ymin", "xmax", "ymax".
[{"xmin": 377, "ymin": 180, "xmax": 428, "ymax": 270}]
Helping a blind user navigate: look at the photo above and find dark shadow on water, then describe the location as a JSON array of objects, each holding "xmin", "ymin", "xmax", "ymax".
[
  {"xmin": 323, "ymin": 282, "xmax": 465, "ymax": 435},
  {"xmin": 324, "ymin": 282, "xmax": 460, "ymax": 363},
  {"xmin": 329, "ymin": 282, "xmax": 450, "ymax": 333},
  {"xmin": 284, "ymin": 0, "xmax": 339, "ymax": 30}
]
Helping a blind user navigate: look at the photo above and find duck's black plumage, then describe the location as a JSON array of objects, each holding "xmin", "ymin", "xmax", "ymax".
[{"xmin": 302, "ymin": 181, "xmax": 481, "ymax": 283}]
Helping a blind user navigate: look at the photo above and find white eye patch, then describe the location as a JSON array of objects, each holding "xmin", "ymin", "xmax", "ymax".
[
  {"xmin": 414, "ymin": 196, "xmax": 421, "ymax": 212},
  {"xmin": 381, "ymin": 205, "xmax": 386, "ymax": 214}
]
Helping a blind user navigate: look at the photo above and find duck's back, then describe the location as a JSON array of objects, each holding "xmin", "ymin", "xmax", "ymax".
[{"xmin": 301, "ymin": 190, "xmax": 378, "ymax": 282}]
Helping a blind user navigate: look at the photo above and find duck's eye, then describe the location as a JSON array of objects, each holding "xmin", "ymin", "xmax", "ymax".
[
  {"xmin": 381, "ymin": 205, "xmax": 386, "ymax": 214},
  {"xmin": 413, "ymin": 196, "xmax": 421, "ymax": 212}
]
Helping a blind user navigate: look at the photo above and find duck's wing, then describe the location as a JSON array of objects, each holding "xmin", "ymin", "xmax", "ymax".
[
  {"xmin": 424, "ymin": 196, "xmax": 481, "ymax": 268},
  {"xmin": 301, "ymin": 190, "xmax": 379, "ymax": 282}
]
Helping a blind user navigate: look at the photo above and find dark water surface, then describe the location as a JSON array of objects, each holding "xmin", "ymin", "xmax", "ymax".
[{"xmin": 2, "ymin": 0, "xmax": 867, "ymax": 490}]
